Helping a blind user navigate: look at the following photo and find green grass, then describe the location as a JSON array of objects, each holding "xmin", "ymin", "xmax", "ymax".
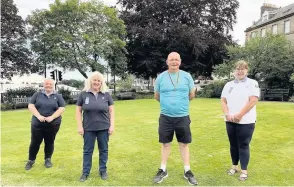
[{"xmin": 1, "ymin": 99, "xmax": 294, "ymax": 186}]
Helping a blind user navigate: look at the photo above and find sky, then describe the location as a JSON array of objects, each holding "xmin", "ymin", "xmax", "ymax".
[{"xmin": 13, "ymin": 0, "xmax": 294, "ymax": 80}]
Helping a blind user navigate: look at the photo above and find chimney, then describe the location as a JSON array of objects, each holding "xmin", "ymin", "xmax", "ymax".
[{"xmin": 261, "ymin": 3, "xmax": 278, "ymax": 18}]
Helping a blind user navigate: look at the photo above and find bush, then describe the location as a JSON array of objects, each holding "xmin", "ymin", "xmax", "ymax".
[
  {"xmin": 0, "ymin": 103, "xmax": 15, "ymax": 111},
  {"xmin": 135, "ymin": 92, "xmax": 154, "ymax": 99},
  {"xmin": 6, "ymin": 87, "xmax": 37, "ymax": 102},
  {"xmin": 289, "ymin": 96, "xmax": 294, "ymax": 102},
  {"xmin": 197, "ymin": 80, "xmax": 228, "ymax": 98},
  {"xmin": 58, "ymin": 88, "xmax": 73, "ymax": 104}
]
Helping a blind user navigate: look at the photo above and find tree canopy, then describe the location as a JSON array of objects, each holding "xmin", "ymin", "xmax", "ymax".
[
  {"xmin": 118, "ymin": 0, "xmax": 239, "ymax": 79},
  {"xmin": 1, "ymin": 0, "xmax": 35, "ymax": 79},
  {"xmin": 27, "ymin": 0, "xmax": 127, "ymax": 79}
]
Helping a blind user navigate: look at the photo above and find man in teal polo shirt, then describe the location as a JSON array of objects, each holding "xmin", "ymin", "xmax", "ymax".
[{"xmin": 153, "ymin": 52, "xmax": 198, "ymax": 185}]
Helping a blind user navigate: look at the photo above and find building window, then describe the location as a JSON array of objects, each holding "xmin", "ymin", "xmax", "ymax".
[
  {"xmin": 262, "ymin": 15, "xmax": 268, "ymax": 22},
  {"xmin": 272, "ymin": 24, "xmax": 277, "ymax": 35},
  {"xmin": 251, "ymin": 32, "xmax": 257, "ymax": 38},
  {"xmin": 284, "ymin": 20, "xmax": 290, "ymax": 34},
  {"xmin": 261, "ymin": 28, "xmax": 266, "ymax": 37}
]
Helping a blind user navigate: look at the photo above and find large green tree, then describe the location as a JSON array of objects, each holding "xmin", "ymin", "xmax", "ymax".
[
  {"xmin": 1, "ymin": 0, "xmax": 35, "ymax": 79},
  {"xmin": 214, "ymin": 34, "xmax": 294, "ymax": 89},
  {"xmin": 118, "ymin": 0, "xmax": 239, "ymax": 79},
  {"xmin": 27, "ymin": 0, "xmax": 127, "ymax": 79}
]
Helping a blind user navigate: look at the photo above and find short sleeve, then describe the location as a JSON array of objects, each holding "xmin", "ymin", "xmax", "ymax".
[
  {"xmin": 154, "ymin": 74, "xmax": 161, "ymax": 92},
  {"xmin": 221, "ymin": 83, "xmax": 230, "ymax": 99},
  {"xmin": 107, "ymin": 92, "xmax": 114, "ymax": 106},
  {"xmin": 29, "ymin": 92, "xmax": 39, "ymax": 104},
  {"xmin": 249, "ymin": 80, "xmax": 260, "ymax": 97},
  {"xmin": 57, "ymin": 94, "xmax": 66, "ymax": 107},
  {"xmin": 187, "ymin": 73, "xmax": 195, "ymax": 91},
  {"xmin": 76, "ymin": 92, "xmax": 83, "ymax": 106}
]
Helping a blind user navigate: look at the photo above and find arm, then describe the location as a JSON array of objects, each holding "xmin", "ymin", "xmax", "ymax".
[
  {"xmin": 28, "ymin": 92, "xmax": 45, "ymax": 122},
  {"xmin": 154, "ymin": 91, "xmax": 160, "ymax": 102},
  {"xmin": 234, "ymin": 96, "xmax": 258, "ymax": 122},
  {"xmin": 189, "ymin": 88, "xmax": 196, "ymax": 100},
  {"xmin": 28, "ymin": 104, "xmax": 45, "ymax": 122},
  {"xmin": 50, "ymin": 107, "xmax": 65, "ymax": 119},
  {"xmin": 221, "ymin": 97, "xmax": 234, "ymax": 122},
  {"xmin": 108, "ymin": 105, "xmax": 115, "ymax": 135},
  {"xmin": 46, "ymin": 94, "xmax": 66, "ymax": 122},
  {"xmin": 76, "ymin": 106, "xmax": 84, "ymax": 136}
]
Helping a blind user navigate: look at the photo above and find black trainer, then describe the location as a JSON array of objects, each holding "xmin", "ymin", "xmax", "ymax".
[
  {"xmin": 44, "ymin": 158, "xmax": 52, "ymax": 168},
  {"xmin": 184, "ymin": 170, "xmax": 198, "ymax": 185},
  {"xmin": 100, "ymin": 171, "xmax": 108, "ymax": 180},
  {"xmin": 25, "ymin": 160, "xmax": 35, "ymax": 170},
  {"xmin": 153, "ymin": 169, "xmax": 168, "ymax": 183},
  {"xmin": 79, "ymin": 174, "xmax": 88, "ymax": 182}
]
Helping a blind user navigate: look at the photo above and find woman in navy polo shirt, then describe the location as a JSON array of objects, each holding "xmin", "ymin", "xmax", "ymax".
[
  {"xmin": 25, "ymin": 79, "xmax": 65, "ymax": 170},
  {"xmin": 76, "ymin": 71, "xmax": 114, "ymax": 182},
  {"xmin": 221, "ymin": 60, "xmax": 260, "ymax": 181}
]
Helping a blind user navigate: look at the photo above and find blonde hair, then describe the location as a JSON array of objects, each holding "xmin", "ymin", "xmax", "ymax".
[
  {"xmin": 235, "ymin": 60, "xmax": 249, "ymax": 70},
  {"xmin": 82, "ymin": 71, "xmax": 109, "ymax": 93}
]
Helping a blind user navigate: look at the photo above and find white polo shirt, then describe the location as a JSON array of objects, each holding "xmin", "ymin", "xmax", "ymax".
[{"xmin": 221, "ymin": 77, "xmax": 260, "ymax": 124}]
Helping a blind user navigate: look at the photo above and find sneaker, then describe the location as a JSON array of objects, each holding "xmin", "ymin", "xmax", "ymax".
[
  {"xmin": 44, "ymin": 158, "xmax": 52, "ymax": 168},
  {"xmin": 79, "ymin": 174, "xmax": 88, "ymax": 182},
  {"xmin": 184, "ymin": 170, "xmax": 198, "ymax": 185},
  {"xmin": 100, "ymin": 171, "xmax": 108, "ymax": 180},
  {"xmin": 25, "ymin": 160, "xmax": 35, "ymax": 170},
  {"xmin": 153, "ymin": 169, "xmax": 168, "ymax": 184}
]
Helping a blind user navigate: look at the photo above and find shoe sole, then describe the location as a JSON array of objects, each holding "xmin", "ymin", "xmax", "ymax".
[
  {"xmin": 154, "ymin": 174, "xmax": 168, "ymax": 184},
  {"xmin": 184, "ymin": 175, "xmax": 198, "ymax": 186}
]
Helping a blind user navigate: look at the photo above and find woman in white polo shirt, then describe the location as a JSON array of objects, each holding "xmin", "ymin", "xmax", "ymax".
[{"xmin": 221, "ymin": 60, "xmax": 260, "ymax": 181}]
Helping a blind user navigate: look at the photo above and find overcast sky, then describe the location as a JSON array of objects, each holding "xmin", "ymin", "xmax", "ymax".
[{"xmin": 13, "ymin": 0, "xmax": 294, "ymax": 80}]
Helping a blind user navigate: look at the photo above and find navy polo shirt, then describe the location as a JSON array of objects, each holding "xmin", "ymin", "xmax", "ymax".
[
  {"xmin": 76, "ymin": 91, "xmax": 114, "ymax": 131},
  {"xmin": 29, "ymin": 91, "xmax": 65, "ymax": 125}
]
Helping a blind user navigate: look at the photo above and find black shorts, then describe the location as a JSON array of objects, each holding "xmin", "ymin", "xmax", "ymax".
[{"xmin": 158, "ymin": 114, "xmax": 192, "ymax": 144}]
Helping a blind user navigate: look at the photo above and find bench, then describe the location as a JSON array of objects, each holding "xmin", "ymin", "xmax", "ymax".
[
  {"xmin": 70, "ymin": 91, "xmax": 81, "ymax": 101},
  {"xmin": 11, "ymin": 97, "xmax": 31, "ymax": 109},
  {"xmin": 263, "ymin": 89, "xmax": 289, "ymax": 101}
]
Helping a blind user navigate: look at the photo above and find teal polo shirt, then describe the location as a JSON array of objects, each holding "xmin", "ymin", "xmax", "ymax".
[{"xmin": 154, "ymin": 70, "xmax": 195, "ymax": 117}]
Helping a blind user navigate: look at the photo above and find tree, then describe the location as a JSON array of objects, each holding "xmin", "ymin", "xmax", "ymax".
[
  {"xmin": 60, "ymin": 79, "xmax": 84, "ymax": 89},
  {"xmin": 27, "ymin": 0, "xmax": 127, "ymax": 79},
  {"xmin": 118, "ymin": 0, "xmax": 239, "ymax": 79},
  {"xmin": 116, "ymin": 74, "xmax": 134, "ymax": 91},
  {"xmin": 1, "ymin": 0, "xmax": 36, "ymax": 79},
  {"xmin": 214, "ymin": 34, "xmax": 294, "ymax": 89}
]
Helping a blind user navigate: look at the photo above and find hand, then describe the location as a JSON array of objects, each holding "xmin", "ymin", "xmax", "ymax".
[
  {"xmin": 36, "ymin": 115, "xmax": 46, "ymax": 122},
  {"xmin": 225, "ymin": 114, "xmax": 234, "ymax": 122},
  {"xmin": 45, "ymin": 116, "xmax": 54, "ymax": 123},
  {"xmin": 78, "ymin": 126, "xmax": 84, "ymax": 136},
  {"xmin": 108, "ymin": 125, "xmax": 114, "ymax": 135},
  {"xmin": 233, "ymin": 113, "xmax": 243, "ymax": 123}
]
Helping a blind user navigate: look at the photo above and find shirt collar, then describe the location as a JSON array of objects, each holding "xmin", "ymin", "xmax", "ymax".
[
  {"xmin": 234, "ymin": 77, "xmax": 248, "ymax": 83},
  {"xmin": 42, "ymin": 90, "xmax": 56, "ymax": 95}
]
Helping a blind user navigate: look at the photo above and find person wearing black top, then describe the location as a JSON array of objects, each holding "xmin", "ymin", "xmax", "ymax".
[
  {"xmin": 76, "ymin": 71, "xmax": 115, "ymax": 182},
  {"xmin": 25, "ymin": 79, "xmax": 65, "ymax": 170}
]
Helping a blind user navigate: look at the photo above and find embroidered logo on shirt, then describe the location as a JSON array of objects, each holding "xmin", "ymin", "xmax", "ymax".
[
  {"xmin": 228, "ymin": 87, "xmax": 234, "ymax": 93},
  {"xmin": 85, "ymin": 97, "xmax": 89, "ymax": 104},
  {"xmin": 102, "ymin": 97, "xmax": 104, "ymax": 99},
  {"xmin": 54, "ymin": 97, "xmax": 57, "ymax": 99}
]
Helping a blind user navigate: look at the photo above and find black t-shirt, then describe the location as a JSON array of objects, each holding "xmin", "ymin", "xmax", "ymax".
[
  {"xmin": 76, "ymin": 91, "xmax": 114, "ymax": 131},
  {"xmin": 29, "ymin": 91, "xmax": 65, "ymax": 125}
]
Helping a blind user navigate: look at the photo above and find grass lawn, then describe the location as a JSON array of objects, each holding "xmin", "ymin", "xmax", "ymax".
[{"xmin": 1, "ymin": 98, "xmax": 294, "ymax": 186}]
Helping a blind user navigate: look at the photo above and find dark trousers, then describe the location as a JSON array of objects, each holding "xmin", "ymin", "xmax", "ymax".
[
  {"xmin": 226, "ymin": 122, "xmax": 255, "ymax": 170},
  {"xmin": 83, "ymin": 130, "xmax": 109, "ymax": 176},
  {"xmin": 28, "ymin": 122, "xmax": 60, "ymax": 160}
]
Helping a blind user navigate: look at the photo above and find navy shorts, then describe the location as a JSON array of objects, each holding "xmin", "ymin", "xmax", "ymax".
[{"xmin": 158, "ymin": 114, "xmax": 192, "ymax": 144}]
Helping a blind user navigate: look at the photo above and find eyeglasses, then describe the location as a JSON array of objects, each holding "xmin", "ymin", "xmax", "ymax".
[{"xmin": 235, "ymin": 68, "xmax": 247, "ymax": 71}]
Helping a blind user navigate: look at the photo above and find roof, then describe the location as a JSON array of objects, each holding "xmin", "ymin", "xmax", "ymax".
[{"xmin": 245, "ymin": 3, "xmax": 294, "ymax": 32}]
